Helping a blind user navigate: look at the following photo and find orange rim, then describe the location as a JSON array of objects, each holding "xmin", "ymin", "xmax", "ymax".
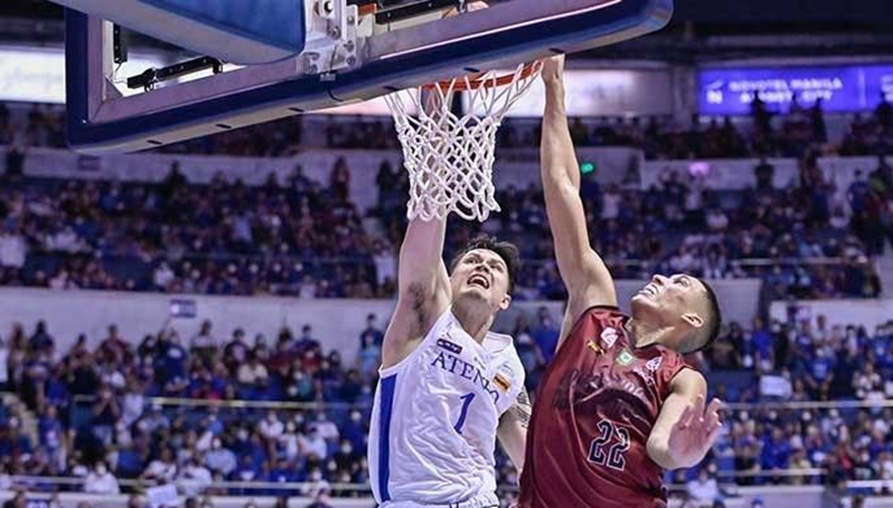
[
  {"xmin": 358, "ymin": 3, "xmax": 377, "ymax": 16},
  {"xmin": 421, "ymin": 61, "xmax": 542, "ymax": 92}
]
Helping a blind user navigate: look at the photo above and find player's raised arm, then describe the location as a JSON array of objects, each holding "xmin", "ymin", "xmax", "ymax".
[
  {"xmin": 646, "ymin": 369, "xmax": 722, "ymax": 470},
  {"xmin": 540, "ymin": 56, "xmax": 617, "ymax": 339},
  {"xmin": 381, "ymin": 216, "xmax": 451, "ymax": 369}
]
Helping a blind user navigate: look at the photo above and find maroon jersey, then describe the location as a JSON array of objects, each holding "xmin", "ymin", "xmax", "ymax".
[{"xmin": 518, "ymin": 307, "xmax": 689, "ymax": 508}]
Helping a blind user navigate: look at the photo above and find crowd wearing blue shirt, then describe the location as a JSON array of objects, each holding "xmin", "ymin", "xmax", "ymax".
[{"xmin": 0, "ymin": 309, "xmax": 891, "ymax": 503}]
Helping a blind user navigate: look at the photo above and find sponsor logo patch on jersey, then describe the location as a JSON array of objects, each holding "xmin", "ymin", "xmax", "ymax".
[
  {"xmin": 493, "ymin": 373, "xmax": 511, "ymax": 392},
  {"xmin": 498, "ymin": 362, "xmax": 515, "ymax": 378},
  {"xmin": 645, "ymin": 356, "xmax": 663, "ymax": 372},
  {"xmin": 616, "ymin": 349, "xmax": 635, "ymax": 366},
  {"xmin": 587, "ymin": 340, "xmax": 605, "ymax": 355},
  {"xmin": 600, "ymin": 327, "xmax": 619, "ymax": 349},
  {"xmin": 436, "ymin": 338, "xmax": 463, "ymax": 355}
]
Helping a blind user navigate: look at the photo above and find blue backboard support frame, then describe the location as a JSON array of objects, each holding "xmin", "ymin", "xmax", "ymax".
[{"xmin": 66, "ymin": 0, "xmax": 674, "ymax": 154}]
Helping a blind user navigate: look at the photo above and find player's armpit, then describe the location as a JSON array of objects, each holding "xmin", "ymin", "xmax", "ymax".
[
  {"xmin": 497, "ymin": 388, "xmax": 531, "ymax": 472},
  {"xmin": 381, "ymin": 217, "xmax": 451, "ymax": 369},
  {"xmin": 647, "ymin": 369, "xmax": 723, "ymax": 470}
]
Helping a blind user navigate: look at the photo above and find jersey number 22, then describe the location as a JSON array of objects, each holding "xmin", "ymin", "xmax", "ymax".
[{"xmin": 588, "ymin": 419, "xmax": 631, "ymax": 471}]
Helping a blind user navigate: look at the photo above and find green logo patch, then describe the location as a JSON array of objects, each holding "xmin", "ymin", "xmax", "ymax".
[{"xmin": 616, "ymin": 349, "xmax": 635, "ymax": 366}]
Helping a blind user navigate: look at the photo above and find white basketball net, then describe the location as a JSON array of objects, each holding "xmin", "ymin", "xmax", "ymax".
[{"xmin": 385, "ymin": 61, "xmax": 542, "ymax": 222}]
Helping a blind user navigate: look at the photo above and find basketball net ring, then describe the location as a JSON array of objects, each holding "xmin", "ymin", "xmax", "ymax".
[{"xmin": 384, "ymin": 2, "xmax": 543, "ymax": 222}]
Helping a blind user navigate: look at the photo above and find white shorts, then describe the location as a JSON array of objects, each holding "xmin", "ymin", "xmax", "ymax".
[{"xmin": 380, "ymin": 492, "xmax": 500, "ymax": 508}]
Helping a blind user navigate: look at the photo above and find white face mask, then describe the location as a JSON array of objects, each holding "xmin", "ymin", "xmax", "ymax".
[{"xmin": 96, "ymin": 465, "xmax": 107, "ymax": 475}]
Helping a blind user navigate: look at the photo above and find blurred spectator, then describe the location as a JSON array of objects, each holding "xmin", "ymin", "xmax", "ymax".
[
  {"xmin": 191, "ymin": 320, "xmax": 218, "ymax": 367},
  {"xmin": 2, "ymin": 491, "xmax": 27, "ymax": 508},
  {"xmin": 686, "ymin": 468, "xmax": 720, "ymax": 506},
  {"xmin": 876, "ymin": 92, "xmax": 893, "ymax": 130},
  {"xmin": 531, "ymin": 307, "xmax": 560, "ymax": 365},
  {"xmin": 754, "ymin": 157, "xmax": 775, "ymax": 191},
  {"xmin": 4, "ymin": 146, "xmax": 24, "ymax": 180},
  {"xmin": 358, "ymin": 314, "xmax": 383, "ymax": 348},
  {"xmin": 178, "ymin": 458, "xmax": 213, "ymax": 497},
  {"xmin": 206, "ymin": 437, "xmax": 237, "ymax": 477},
  {"xmin": 306, "ymin": 489, "xmax": 334, "ymax": 508},
  {"xmin": 84, "ymin": 461, "xmax": 121, "ymax": 494},
  {"xmin": 141, "ymin": 448, "xmax": 178, "ymax": 483},
  {"xmin": 0, "ymin": 227, "xmax": 27, "ymax": 270}
]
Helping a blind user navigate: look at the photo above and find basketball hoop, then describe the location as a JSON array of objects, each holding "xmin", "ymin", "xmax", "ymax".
[{"xmin": 385, "ymin": 60, "xmax": 543, "ymax": 222}]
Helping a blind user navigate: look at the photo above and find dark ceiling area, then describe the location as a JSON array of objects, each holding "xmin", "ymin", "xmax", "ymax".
[
  {"xmin": 0, "ymin": 0, "xmax": 61, "ymax": 19},
  {"xmin": 0, "ymin": 0, "xmax": 890, "ymax": 61},
  {"xmin": 3, "ymin": 0, "xmax": 893, "ymax": 28},
  {"xmin": 674, "ymin": 0, "xmax": 893, "ymax": 28}
]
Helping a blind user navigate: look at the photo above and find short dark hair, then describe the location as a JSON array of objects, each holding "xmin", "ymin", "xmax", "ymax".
[
  {"xmin": 449, "ymin": 235, "xmax": 520, "ymax": 293},
  {"xmin": 689, "ymin": 278, "xmax": 723, "ymax": 354}
]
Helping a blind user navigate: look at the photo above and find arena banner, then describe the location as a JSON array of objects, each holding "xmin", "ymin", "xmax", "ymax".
[{"xmin": 698, "ymin": 63, "xmax": 893, "ymax": 115}]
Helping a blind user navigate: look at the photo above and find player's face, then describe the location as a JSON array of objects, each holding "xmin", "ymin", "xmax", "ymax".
[
  {"xmin": 450, "ymin": 249, "xmax": 512, "ymax": 312},
  {"xmin": 631, "ymin": 273, "xmax": 707, "ymax": 334}
]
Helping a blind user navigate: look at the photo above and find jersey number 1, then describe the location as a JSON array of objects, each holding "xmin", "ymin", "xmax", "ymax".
[
  {"xmin": 454, "ymin": 393, "xmax": 476, "ymax": 434},
  {"xmin": 588, "ymin": 419, "xmax": 631, "ymax": 471}
]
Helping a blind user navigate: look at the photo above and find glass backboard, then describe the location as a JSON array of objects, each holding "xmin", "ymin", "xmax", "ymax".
[{"xmin": 57, "ymin": 0, "xmax": 673, "ymax": 154}]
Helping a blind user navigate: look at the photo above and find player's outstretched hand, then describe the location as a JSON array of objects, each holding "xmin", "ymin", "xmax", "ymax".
[
  {"xmin": 541, "ymin": 55, "xmax": 565, "ymax": 87},
  {"xmin": 667, "ymin": 395, "xmax": 723, "ymax": 468}
]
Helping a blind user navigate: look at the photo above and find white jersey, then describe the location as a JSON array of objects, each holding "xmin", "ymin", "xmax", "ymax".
[{"xmin": 369, "ymin": 309, "xmax": 525, "ymax": 506}]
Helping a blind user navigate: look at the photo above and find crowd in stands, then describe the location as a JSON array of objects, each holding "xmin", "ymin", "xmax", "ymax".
[
  {"xmin": 1, "ymin": 306, "xmax": 893, "ymax": 504},
  {"xmin": 676, "ymin": 315, "xmax": 893, "ymax": 506},
  {"xmin": 1, "ymin": 146, "xmax": 889, "ymax": 300},
  {"xmin": 0, "ymin": 316, "xmax": 382, "ymax": 506},
  {"xmin": 0, "ymin": 160, "xmax": 391, "ymax": 298},
  {"xmin": 0, "ymin": 104, "xmax": 66, "ymax": 151},
  {"xmin": 491, "ymin": 150, "xmax": 888, "ymax": 300}
]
